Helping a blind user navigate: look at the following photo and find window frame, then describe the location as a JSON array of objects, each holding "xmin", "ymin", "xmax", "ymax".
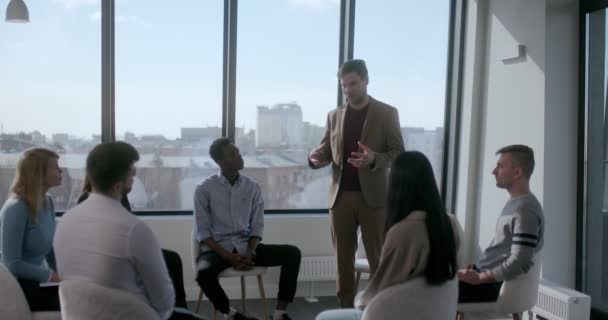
[
  {"xmin": 578, "ymin": 1, "xmax": 608, "ymax": 318},
  {"xmin": 87, "ymin": 0, "xmax": 462, "ymax": 215}
]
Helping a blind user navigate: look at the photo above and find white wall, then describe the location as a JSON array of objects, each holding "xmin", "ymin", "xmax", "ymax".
[
  {"xmin": 478, "ymin": 0, "xmax": 547, "ymax": 249},
  {"xmin": 456, "ymin": 0, "xmax": 578, "ymax": 287},
  {"xmin": 143, "ymin": 215, "xmax": 339, "ymax": 300}
]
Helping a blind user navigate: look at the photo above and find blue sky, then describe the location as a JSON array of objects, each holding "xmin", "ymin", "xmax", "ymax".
[{"xmin": 0, "ymin": 0, "xmax": 449, "ymax": 139}]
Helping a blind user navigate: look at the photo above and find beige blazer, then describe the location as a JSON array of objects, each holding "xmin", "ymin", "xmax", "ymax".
[{"xmin": 310, "ymin": 96, "xmax": 404, "ymax": 208}]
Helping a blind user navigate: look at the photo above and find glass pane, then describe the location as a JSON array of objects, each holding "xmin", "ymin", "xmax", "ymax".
[
  {"xmin": 235, "ymin": 1, "xmax": 339, "ymax": 209},
  {"xmin": 115, "ymin": 0, "xmax": 223, "ymax": 211},
  {"xmin": 585, "ymin": 8, "xmax": 608, "ymax": 313},
  {"xmin": 355, "ymin": 0, "xmax": 449, "ymax": 186},
  {"xmin": 0, "ymin": 0, "xmax": 101, "ymax": 211}
]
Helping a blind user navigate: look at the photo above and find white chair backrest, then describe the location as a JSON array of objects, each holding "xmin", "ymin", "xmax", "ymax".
[
  {"xmin": 0, "ymin": 264, "xmax": 33, "ymax": 320},
  {"xmin": 355, "ymin": 228, "xmax": 367, "ymax": 260},
  {"xmin": 361, "ymin": 277, "xmax": 458, "ymax": 320},
  {"xmin": 59, "ymin": 278, "xmax": 159, "ymax": 320},
  {"xmin": 495, "ymin": 254, "xmax": 542, "ymax": 313}
]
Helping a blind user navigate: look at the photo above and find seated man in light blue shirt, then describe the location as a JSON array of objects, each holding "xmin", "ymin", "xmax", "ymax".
[{"xmin": 194, "ymin": 138, "xmax": 302, "ymax": 320}]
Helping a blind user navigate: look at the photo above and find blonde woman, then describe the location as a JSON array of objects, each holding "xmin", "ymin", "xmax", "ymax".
[{"xmin": 0, "ymin": 148, "xmax": 62, "ymax": 311}]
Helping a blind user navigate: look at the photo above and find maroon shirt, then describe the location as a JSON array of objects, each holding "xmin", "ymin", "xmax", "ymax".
[{"xmin": 340, "ymin": 104, "xmax": 369, "ymax": 191}]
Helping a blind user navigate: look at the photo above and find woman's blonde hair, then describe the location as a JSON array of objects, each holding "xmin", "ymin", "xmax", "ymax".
[{"xmin": 10, "ymin": 148, "xmax": 60, "ymax": 219}]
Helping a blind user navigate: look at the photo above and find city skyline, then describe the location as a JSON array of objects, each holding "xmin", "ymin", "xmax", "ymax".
[
  {"xmin": 0, "ymin": 100, "xmax": 446, "ymax": 143},
  {"xmin": 0, "ymin": 124, "xmax": 444, "ymax": 211}
]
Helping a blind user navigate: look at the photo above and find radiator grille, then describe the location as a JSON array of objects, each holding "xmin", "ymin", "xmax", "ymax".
[
  {"xmin": 298, "ymin": 256, "xmax": 337, "ymax": 281},
  {"xmin": 532, "ymin": 280, "xmax": 591, "ymax": 320}
]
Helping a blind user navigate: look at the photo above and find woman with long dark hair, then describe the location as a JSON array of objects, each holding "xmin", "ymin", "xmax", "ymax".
[
  {"xmin": 357, "ymin": 151, "xmax": 458, "ymax": 305},
  {"xmin": 316, "ymin": 151, "xmax": 459, "ymax": 320},
  {"xmin": 0, "ymin": 148, "xmax": 62, "ymax": 311}
]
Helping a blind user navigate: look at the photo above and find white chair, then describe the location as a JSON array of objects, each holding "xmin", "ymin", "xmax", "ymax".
[
  {"xmin": 59, "ymin": 278, "xmax": 159, "ymax": 320},
  {"xmin": 354, "ymin": 231, "xmax": 370, "ymax": 292},
  {"xmin": 362, "ymin": 277, "xmax": 458, "ymax": 320},
  {"xmin": 316, "ymin": 277, "xmax": 458, "ymax": 320},
  {"xmin": 0, "ymin": 264, "xmax": 61, "ymax": 320},
  {"xmin": 457, "ymin": 255, "xmax": 542, "ymax": 320},
  {"xmin": 191, "ymin": 231, "xmax": 268, "ymax": 320},
  {"xmin": 315, "ymin": 309, "xmax": 363, "ymax": 320}
]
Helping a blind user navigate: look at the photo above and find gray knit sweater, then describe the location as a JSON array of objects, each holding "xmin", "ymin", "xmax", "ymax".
[{"xmin": 476, "ymin": 193, "xmax": 544, "ymax": 281}]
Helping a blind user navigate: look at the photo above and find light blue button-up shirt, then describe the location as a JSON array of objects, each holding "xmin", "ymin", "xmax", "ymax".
[{"xmin": 194, "ymin": 172, "xmax": 264, "ymax": 255}]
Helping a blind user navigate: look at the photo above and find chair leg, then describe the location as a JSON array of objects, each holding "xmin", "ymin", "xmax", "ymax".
[
  {"xmin": 355, "ymin": 272, "xmax": 361, "ymax": 292},
  {"xmin": 526, "ymin": 310, "xmax": 534, "ymax": 320},
  {"xmin": 257, "ymin": 275, "xmax": 268, "ymax": 320},
  {"xmin": 456, "ymin": 312, "xmax": 464, "ymax": 320},
  {"xmin": 512, "ymin": 312, "xmax": 521, "ymax": 320},
  {"xmin": 196, "ymin": 289, "xmax": 204, "ymax": 313},
  {"xmin": 212, "ymin": 304, "xmax": 217, "ymax": 320},
  {"xmin": 241, "ymin": 276, "xmax": 247, "ymax": 313}
]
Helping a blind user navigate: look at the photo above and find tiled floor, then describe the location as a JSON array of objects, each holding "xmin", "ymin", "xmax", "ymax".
[
  {"xmin": 188, "ymin": 296, "xmax": 340, "ymax": 320},
  {"xmin": 186, "ymin": 297, "xmax": 522, "ymax": 320}
]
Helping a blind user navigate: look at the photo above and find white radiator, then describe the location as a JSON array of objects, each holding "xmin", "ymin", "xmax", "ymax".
[
  {"xmin": 532, "ymin": 280, "xmax": 591, "ymax": 320},
  {"xmin": 298, "ymin": 256, "xmax": 337, "ymax": 281},
  {"xmin": 297, "ymin": 256, "xmax": 337, "ymax": 302}
]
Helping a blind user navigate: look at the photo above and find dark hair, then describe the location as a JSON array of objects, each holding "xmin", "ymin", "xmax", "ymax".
[
  {"xmin": 338, "ymin": 59, "xmax": 368, "ymax": 80},
  {"xmin": 496, "ymin": 144, "xmax": 535, "ymax": 179},
  {"xmin": 209, "ymin": 137, "xmax": 232, "ymax": 163},
  {"xmin": 385, "ymin": 151, "xmax": 457, "ymax": 285},
  {"xmin": 81, "ymin": 176, "xmax": 92, "ymax": 194},
  {"xmin": 86, "ymin": 141, "xmax": 139, "ymax": 194}
]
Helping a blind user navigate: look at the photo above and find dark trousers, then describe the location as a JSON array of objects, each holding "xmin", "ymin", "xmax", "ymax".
[
  {"xmin": 169, "ymin": 308, "xmax": 208, "ymax": 320},
  {"xmin": 163, "ymin": 249, "xmax": 188, "ymax": 308},
  {"xmin": 457, "ymin": 265, "xmax": 503, "ymax": 303},
  {"xmin": 17, "ymin": 279, "xmax": 60, "ymax": 312},
  {"xmin": 458, "ymin": 281, "xmax": 503, "ymax": 303},
  {"xmin": 195, "ymin": 244, "xmax": 301, "ymax": 314}
]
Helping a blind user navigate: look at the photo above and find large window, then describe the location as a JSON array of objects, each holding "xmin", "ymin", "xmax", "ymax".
[
  {"xmin": 582, "ymin": 5, "xmax": 608, "ymax": 315},
  {"xmin": 0, "ymin": 0, "xmax": 101, "ymax": 211},
  {"xmin": 235, "ymin": 0, "xmax": 339, "ymax": 209},
  {"xmin": 355, "ymin": 0, "xmax": 449, "ymax": 185},
  {"xmin": 115, "ymin": 0, "xmax": 223, "ymax": 211},
  {"xmin": 0, "ymin": 0, "xmax": 457, "ymax": 214}
]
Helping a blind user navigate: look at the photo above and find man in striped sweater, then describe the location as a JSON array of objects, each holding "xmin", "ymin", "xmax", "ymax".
[{"xmin": 457, "ymin": 144, "xmax": 544, "ymax": 305}]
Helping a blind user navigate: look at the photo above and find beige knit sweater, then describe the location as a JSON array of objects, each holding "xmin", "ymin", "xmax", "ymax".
[{"xmin": 356, "ymin": 211, "xmax": 460, "ymax": 309}]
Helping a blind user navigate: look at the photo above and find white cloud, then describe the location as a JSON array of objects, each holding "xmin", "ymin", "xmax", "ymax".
[
  {"xmin": 287, "ymin": 0, "xmax": 339, "ymax": 9},
  {"xmin": 53, "ymin": 0, "xmax": 99, "ymax": 9}
]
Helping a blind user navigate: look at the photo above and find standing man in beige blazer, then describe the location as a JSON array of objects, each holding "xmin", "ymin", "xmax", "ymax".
[{"xmin": 308, "ymin": 59, "xmax": 405, "ymax": 307}]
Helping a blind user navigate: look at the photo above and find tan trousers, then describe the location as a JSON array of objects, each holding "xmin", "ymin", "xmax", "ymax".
[{"xmin": 330, "ymin": 191, "xmax": 385, "ymax": 308}]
